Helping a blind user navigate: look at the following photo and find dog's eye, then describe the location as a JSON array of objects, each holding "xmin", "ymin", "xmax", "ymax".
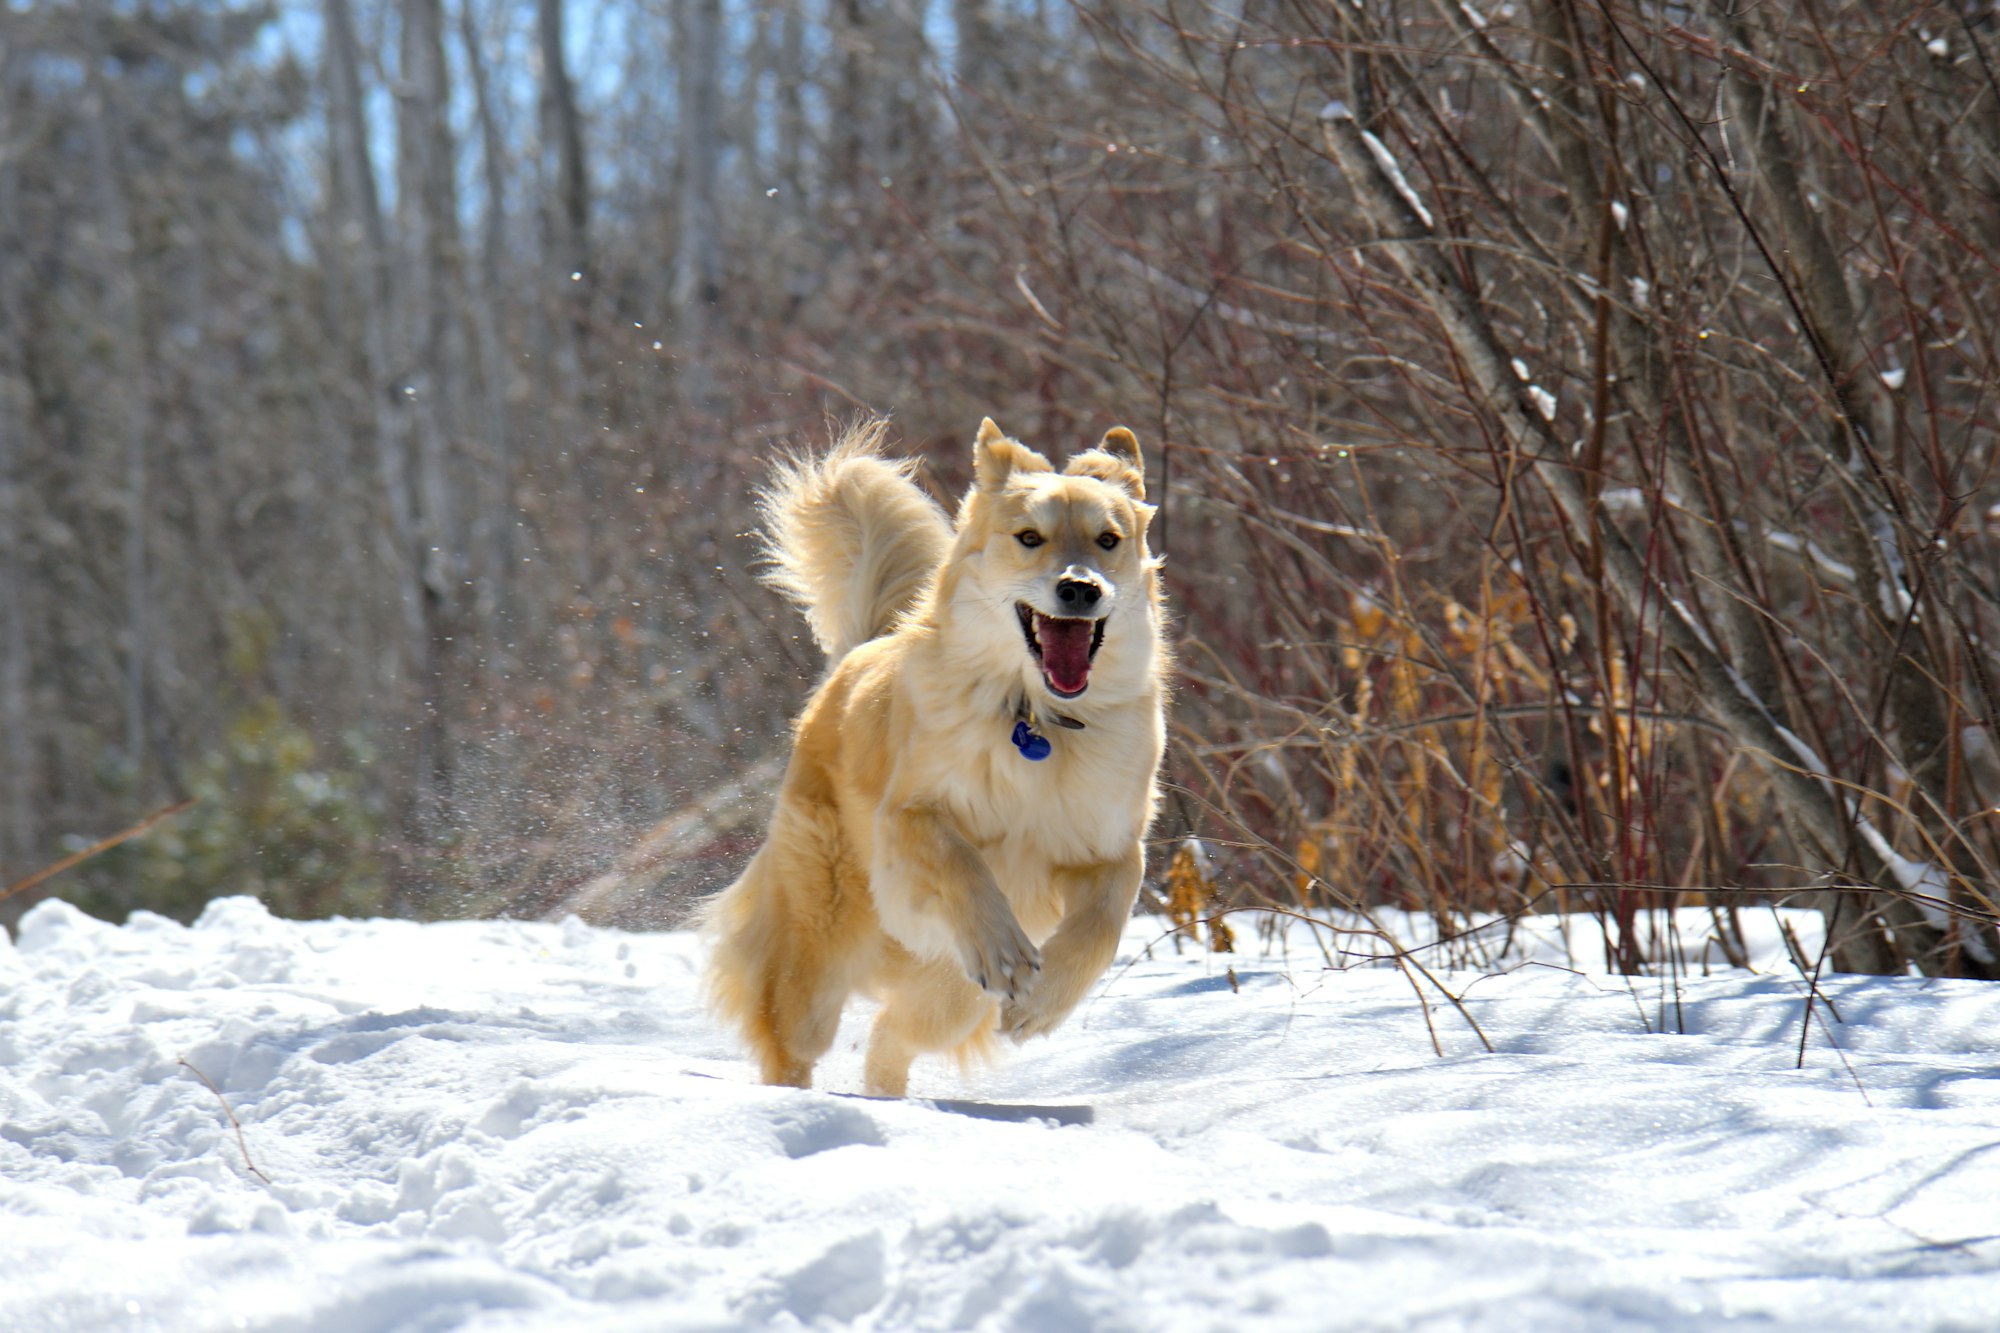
[
  {"xmin": 1016, "ymin": 530, "xmax": 1044, "ymax": 548},
  {"xmin": 1097, "ymin": 532, "xmax": 1121, "ymax": 550}
]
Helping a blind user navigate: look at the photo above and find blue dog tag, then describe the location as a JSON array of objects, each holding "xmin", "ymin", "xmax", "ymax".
[{"xmin": 1011, "ymin": 720, "xmax": 1052, "ymax": 761}]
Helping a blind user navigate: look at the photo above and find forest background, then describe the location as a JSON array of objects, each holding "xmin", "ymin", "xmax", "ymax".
[{"xmin": 5, "ymin": 0, "xmax": 2000, "ymax": 980}]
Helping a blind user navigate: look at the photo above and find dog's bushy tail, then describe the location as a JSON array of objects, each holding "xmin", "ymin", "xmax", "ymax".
[{"xmin": 757, "ymin": 418, "xmax": 952, "ymax": 660}]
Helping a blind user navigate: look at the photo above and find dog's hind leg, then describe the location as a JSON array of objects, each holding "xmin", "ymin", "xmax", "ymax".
[
  {"xmin": 703, "ymin": 808, "xmax": 867, "ymax": 1089},
  {"xmin": 753, "ymin": 965, "xmax": 847, "ymax": 1089},
  {"xmin": 863, "ymin": 953, "xmax": 996, "ymax": 1098}
]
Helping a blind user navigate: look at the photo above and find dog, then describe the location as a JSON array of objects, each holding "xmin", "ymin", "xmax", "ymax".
[{"xmin": 701, "ymin": 416, "xmax": 1168, "ymax": 1097}]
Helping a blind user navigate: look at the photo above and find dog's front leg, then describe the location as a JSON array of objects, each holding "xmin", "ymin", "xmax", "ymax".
[
  {"xmin": 873, "ymin": 804, "xmax": 1041, "ymax": 1001},
  {"xmin": 1000, "ymin": 844, "xmax": 1144, "ymax": 1042}
]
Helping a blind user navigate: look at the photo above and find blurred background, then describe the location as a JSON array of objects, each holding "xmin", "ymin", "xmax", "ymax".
[{"xmin": 4, "ymin": 0, "xmax": 1999, "ymax": 977}]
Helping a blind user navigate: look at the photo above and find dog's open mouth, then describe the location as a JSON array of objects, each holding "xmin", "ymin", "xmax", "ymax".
[{"xmin": 1017, "ymin": 603, "xmax": 1106, "ymax": 698}]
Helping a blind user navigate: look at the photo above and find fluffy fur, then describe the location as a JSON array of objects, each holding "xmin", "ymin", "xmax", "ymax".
[{"xmin": 702, "ymin": 416, "xmax": 1169, "ymax": 1097}]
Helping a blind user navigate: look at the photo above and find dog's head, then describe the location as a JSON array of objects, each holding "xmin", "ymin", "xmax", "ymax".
[{"xmin": 945, "ymin": 418, "xmax": 1161, "ymax": 704}]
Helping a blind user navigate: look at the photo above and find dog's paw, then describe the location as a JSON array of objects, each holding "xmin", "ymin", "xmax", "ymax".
[
  {"xmin": 997, "ymin": 986, "xmax": 1069, "ymax": 1043},
  {"xmin": 960, "ymin": 914, "xmax": 1041, "ymax": 1003}
]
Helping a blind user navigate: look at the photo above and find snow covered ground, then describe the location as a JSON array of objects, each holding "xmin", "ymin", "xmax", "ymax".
[{"xmin": 5, "ymin": 896, "xmax": 2000, "ymax": 1331}]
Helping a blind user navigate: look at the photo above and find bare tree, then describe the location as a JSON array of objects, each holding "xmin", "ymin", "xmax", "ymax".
[
  {"xmin": 981, "ymin": 0, "xmax": 2000, "ymax": 976},
  {"xmin": 676, "ymin": 0, "xmax": 725, "ymax": 405},
  {"xmin": 28, "ymin": 0, "xmax": 1987, "ymax": 973},
  {"xmin": 0, "ymin": 12, "xmax": 31, "ymax": 879},
  {"xmin": 81, "ymin": 55, "xmax": 156, "ymax": 792},
  {"xmin": 394, "ymin": 0, "xmax": 475, "ymax": 853},
  {"xmin": 539, "ymin": 0, "xmax": 591, "ymax": 384}
]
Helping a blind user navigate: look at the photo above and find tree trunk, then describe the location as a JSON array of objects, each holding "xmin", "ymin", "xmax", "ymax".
[
  {"xmin": 397, "ymin": 0, "xmax": 471, "ymax": 860},
  {"xmin": 457, "ymin": 0, "xmax": 516, "ymax": 642},
  {"xmin": 539, "ymin": 0, "xmax": 590, "ymax": 385},
  {"xmin": 0, "ymin": 22, "xmax": 31, "ymax": 877},
  {"xmin": 831, "ymin": 0, "xmax": 869, "ymax": 202},
  {"xmin": 83, "ymin": 63, "xmax": 153, "ymax": 794},
  {"xmin": 676, "ymin": 0, "xmax": 724, "ymax": 408},
  {"xmin": 327, "ymin": 0, "xmax": 437, "ymax": 895},
  {"xmin": 323, "ymin": 0, "xmax": 416, "ymax": 618},
  {"xmin": 776, "ymin": 0, "xmax": 805, "ymax": 205}
]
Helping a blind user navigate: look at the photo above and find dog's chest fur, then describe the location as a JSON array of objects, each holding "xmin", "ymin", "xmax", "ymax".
[{"xmin": 929, "ymin": 694, "xmax": 1151, "ymax": 846}]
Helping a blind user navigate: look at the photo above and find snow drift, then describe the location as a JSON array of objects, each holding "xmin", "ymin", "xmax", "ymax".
[{"xmin": 4, "ymin": 897, "xmax": 2000, "ymax": 1330}]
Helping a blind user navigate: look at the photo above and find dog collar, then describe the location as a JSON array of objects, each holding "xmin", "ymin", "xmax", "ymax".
[{"xmin": 1010, "ymin": 697, "xmax": 1083, "ymax": 761}]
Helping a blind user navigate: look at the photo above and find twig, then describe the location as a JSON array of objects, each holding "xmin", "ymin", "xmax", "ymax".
[
  {"xmin": 776, "ymin": 360, "xmax": 871, "ymax": 411},
  {"xmin": 0, "ymin": 798, "xmax": 198, "ymax": 906},
  {"xmin": 177, "ymin": 1058, "xmax": 273, "ymax": 1185},
  {"xmin": 1779, "ymin": 909, "xmax": 1872, "ymax": 1103}
]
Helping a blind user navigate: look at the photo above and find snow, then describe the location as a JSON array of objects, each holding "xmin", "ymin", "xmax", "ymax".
[
  {"xmin": 1751, "ymin": 707, "xmax": 1974, "ymax": 962},
  {"xmin": 1316, "ymin": 102, "xmax": 1431, "ymax": 234},
  {"xmin": 1765, "ymin": 529, "xmax": 1857, "ymax": 585},
  {"xmin": 1599, "ymin": 487, "xmax": 1678, "ymax": 515},
  {"xmin": 1867, "ymin": 509, "xmax": 1916, "ymax": 621},
  {"xmin": 1359, "ymin": 130, "xmax": 1435, "ymax": 230},
  {"xmin": 1851, "ymin": 825, "xmax": 1992, "ymax": 964},
  {"xmin": 7, "ymin": 896, "xmax": 2000, "ymax": 1330}
]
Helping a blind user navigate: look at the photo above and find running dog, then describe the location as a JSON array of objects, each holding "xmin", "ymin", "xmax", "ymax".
[{"xmin": 702, "ymin": 417, "xmax": 1168, "ymax": 1096}]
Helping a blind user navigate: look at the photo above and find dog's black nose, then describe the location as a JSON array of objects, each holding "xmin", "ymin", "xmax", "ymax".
[{"xmin": 1056, "ymin": 578, "xmax": 1101, "ymax": 612}]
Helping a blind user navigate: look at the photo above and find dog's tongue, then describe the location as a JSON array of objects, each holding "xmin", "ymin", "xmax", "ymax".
[{"xmin": 1036, "ymin": 614, "xmax": 1095, "ymax": 695}]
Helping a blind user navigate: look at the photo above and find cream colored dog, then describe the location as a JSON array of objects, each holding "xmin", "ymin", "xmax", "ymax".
[{"xmin": 702, "ymin": 416, "xmax": 1168, "ymax": 1097}]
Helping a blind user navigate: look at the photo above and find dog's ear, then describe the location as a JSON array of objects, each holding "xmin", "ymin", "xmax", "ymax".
[
  {"xmin": 1063, "ymin": 426, "xmax": 1146, "ymax": 499},
  {"xmin": 973, "ymin": 417, "xmax": 1052, "ymax": 490}
]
